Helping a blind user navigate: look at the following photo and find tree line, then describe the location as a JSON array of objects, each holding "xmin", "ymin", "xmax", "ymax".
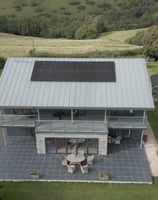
[
  {"xmin": 127, "ymin": 25, "xmax": 158, "ymax": 60},
  {"xmin": 0, "ymin": 15, "xmax": 105, "ymax": 39}
]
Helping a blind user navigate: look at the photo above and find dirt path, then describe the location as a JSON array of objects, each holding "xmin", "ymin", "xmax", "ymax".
[{"xmin": 144, "ymin": 123, "xmax": 158, "ymax": 177}]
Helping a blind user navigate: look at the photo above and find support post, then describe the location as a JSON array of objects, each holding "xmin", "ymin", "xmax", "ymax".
[
  {"xmin": 71, "ymin": 109, "xmax": 73, "ymax": 123},
  {"xmin": 37, "ymin": 109, "xmax": 40, "ymax": 125},
  {"xmin": 104, "ymin": 109, "xmax": 107, "ymax": 122},
  {"xmin": 2, "ymin": 128, "xmax": 7, "ymax": 146},
  {"xmin": 140, "ymin": 130, "xmax": 144, "ymax": 149},
  {"xmin": 143, "ymin": 111, "xmax": 146, "ymax": 124}
]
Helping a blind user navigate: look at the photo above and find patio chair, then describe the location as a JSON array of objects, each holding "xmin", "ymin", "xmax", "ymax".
[
  {"xmin": 77, "ymin": 149, "xmax": 84, "ymax": 155},
  {"xmin": 87, "ymin": 154, "xmax": 94, "ymax": 165},
  {"xmin": 61, "ymin": 155, "xmax": 67, "ymax": 166},
  {"xmin": 115, "ymin": 136, "xmax": 122, "ymax": 144},
  {"xmin": 80, "ymin": 164, "xmax": 88, "ymax": 174},
  {"xmin": 67, "ymin": 164, "xmax": 76, "ymax": 174},
  {"xmin": 80, "ymin": 159, "xmax": 87, "ymax": 166}
]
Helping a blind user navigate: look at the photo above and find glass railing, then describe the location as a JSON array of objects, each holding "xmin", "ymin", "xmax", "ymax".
[
  {"xmin": 0, "ymin": 114, "xmax": 36, "ymax": 127},
  {"xmin": 35, "ymin": 120, "xmax": 108, "ymax": 133},
  {"xmin": 0, "ymin": 114, "xmax": 147, "ymax": 130},
  {"xmin": 107, "ymin": 116, "xmax": 147, "ymax": 128}
]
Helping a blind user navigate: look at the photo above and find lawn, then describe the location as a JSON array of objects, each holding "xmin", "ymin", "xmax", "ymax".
[
  {"xmin": 0, "ymin": 178, "xmax": 158, "ymax": 200},
  {"xmin": 147, "ymin": 62, "xmax": 158, "ymax": 75},
  {"xmin": 0, "ymin": 28, "xmax": 144, "ymax": 58},
  {"xmin": 147, "ymin": 101, "xmax": 158, "ymax": 141}
]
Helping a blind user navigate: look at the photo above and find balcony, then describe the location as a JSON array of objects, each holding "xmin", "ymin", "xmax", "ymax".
[
  {"xmin": 108, "ymin": 116, "xmax": 147, "ymax": 129},
  {"xmin": 0, "ymin": 114, "xmax": 147, "ymax": 131},
  {"xmin": 0, "ymin": 115, "xmax": 36, "ymax": 127},
  {"xmin": 35, "ymin": 120, "xmax": 108, "ymax": 133}
]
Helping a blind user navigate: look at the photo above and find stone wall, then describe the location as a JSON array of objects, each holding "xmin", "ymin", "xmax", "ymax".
[{"xmin": 0, "ymin": 128, "xmax": 7, "ymax": 151}]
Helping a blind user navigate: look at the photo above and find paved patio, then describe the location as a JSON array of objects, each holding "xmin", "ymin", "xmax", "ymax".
[{"xmin": 0, "ymin": 136, "xmax": 152, "ymax": 183}]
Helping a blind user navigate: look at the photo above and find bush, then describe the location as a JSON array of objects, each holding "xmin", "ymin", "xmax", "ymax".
[
  {"xmin": 85, "ymin": 0, "xmax": 95, "ymax": 5},
  {"xmin": 75, "ymin": 24, "xmax": 98, "ymax": 39},
  {"xmin": 77, "ymin": 5, "xmax": 86, "ymax": 10},
  {"xmin": 14, "ymin": 5, "xmax": 23, "ymax": 12},
  {"xmin": 63, "ymin": 11, "xmax": 71, "ymax": 15},
  {"xmin": 69, "ymin": 1, "xmax": 81, "ymax": 5},
  {"xmin": 34, "ymin": 7, "xmax": 43, "ymax": 13},
  {"xmin": 126, "ymin": 30, "xmax": 145, "ymax": 45},
  {"xmin": 0, "ymin": 57, "xmax": 6, "ymax": 70}
]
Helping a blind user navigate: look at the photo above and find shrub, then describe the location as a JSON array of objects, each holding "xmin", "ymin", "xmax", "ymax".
[
  {"xmin": 63, "ymin": 11, "xmax": 71, "ymax": 15},
  {"xmin": 85, "ymin": 0, "xmax": 95, "ymax": 5},
  {"xmin": 69, "ymin": 1, "xmax": 81, "ymax": 5},
  {"xmin": 75, "ymin": 24, "xmax": 98, "ymax": 39},
  {"xmin": 77, "ymin": 5, "xmax": 86, "ymax": 10},
  {"xmin": 14, "ymin": 5, "xmax": 23, "ymax": 12},
  {"xmin": 34, "ymin": 7, "xmax": 43, "ymax": 13},
  {"xmin": 126, "ymin": 30, "xmax": 145, "ymax": 45},
  {"xmin": 0, "ymin": 57, "xmax": 6, "ymax": 70}
]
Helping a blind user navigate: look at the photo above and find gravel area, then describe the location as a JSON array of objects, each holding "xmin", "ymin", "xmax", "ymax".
[{"xmin": 144, "ymin": 123, "xmax": 158, "ymax": 177}]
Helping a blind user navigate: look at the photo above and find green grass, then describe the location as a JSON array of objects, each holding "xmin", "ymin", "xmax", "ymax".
[
  {"xmin": 0, "ymin": 178, "xmax": 158, "ymax": 200},
  {"xmin": 147, "ymin": 62, "xmax": 158, "ymax": 75},
  {"xmin": 0, "ymin": 28, "xmax": 144, "ymax": 58},
  {"xmin": 147, "ymin": 101, "xmax": 158, "ymax": 141}
]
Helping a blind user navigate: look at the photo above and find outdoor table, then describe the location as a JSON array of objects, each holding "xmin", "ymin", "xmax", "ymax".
[{"xmin": 66, "ymin": 154, "xmax": 85, "ymax": 164}]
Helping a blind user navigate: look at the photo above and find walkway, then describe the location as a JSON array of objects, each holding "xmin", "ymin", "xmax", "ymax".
[{"xmin": 144, "ymin": 123, "xmax": 158, "ymax": 177}]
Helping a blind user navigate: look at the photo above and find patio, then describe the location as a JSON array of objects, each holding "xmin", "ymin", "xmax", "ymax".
[{"xmin": 0, "ymin": 135, "xmax": 152, "ymax": 183}]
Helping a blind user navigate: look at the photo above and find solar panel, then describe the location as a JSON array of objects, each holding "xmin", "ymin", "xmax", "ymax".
[{"xmin": 31, "ymin": 61, "xmax": 116, "ymax": 82}]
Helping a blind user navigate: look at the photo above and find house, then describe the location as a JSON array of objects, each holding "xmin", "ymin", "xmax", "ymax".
[
  {"xmin": 151, "ymin": 74, "xmax": 158, "ymax": 99},
  {"xmin": 0, "ymin": 57, "xmax": 154, "ymax": 156}
]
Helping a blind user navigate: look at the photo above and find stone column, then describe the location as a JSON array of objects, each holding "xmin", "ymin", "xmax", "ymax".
[
  {"xmin": 36, "ymin": 134, "xmax": 46, "ymax": 154},
  {"xmin": 98, "ymin": 134, "xmax": 108, "ymax": 155},
  {"xmin": 0, "ymin": 128, "xmax": 7, "ymax": 151}
]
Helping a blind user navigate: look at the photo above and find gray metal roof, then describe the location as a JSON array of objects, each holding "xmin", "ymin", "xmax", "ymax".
[{"xmin": 0, "ymin": 57, "xmax": 154, "ymax": 109}]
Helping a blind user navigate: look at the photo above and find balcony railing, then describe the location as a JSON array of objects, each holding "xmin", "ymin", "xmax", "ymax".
[
  {"xmin": 107, "ymin": 116, "xmax": 147, "ymax": 129},
  {"xmin": 35, "ymin": 120, "xmax": 108, "ymax": 133},
  {"xmin": 0, "ymin": 114, "xmax": 36, "ymax": 127},
  {"xmin": 0, "ymin": 114, "xmax": 147, "ymax": 130}
]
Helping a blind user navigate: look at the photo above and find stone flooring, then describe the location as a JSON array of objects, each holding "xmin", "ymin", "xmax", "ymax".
[
  {"xmin": 144, "ymin": 123, "xmax": 158, "ymax": 177},
  {"xmin": 0, "ymin": 136, "xmax": 152, "ymax": 183}
]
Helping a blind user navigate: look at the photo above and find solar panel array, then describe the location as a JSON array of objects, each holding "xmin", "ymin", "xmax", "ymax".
[{"xmin": 31, "ymin": 61, "xmax": 116, "ymax": 82}]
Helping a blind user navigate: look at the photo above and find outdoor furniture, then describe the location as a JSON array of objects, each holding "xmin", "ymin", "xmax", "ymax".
[
  {"xmin": 115, "ymin": 136, "xmax": 122, "ymax": 144},
  {"xmin": 77, "ymin": 149, "xmax": 84, "ymax": 155},
  {"xmin": 80, "ymin": 164, "xmax": 88, "ymax": 174},
  {"xmin": 87, "ymin": 154, "xmax": 94, "ymax": 165},
  {"xmin": 80, "ymin": 159, "xmax": 87, "ymax": 166},
  {"xmin": 61, "ymin": 155, "xmax": 67, "ymax": 166},
  {"xmin": 66, "ymin": 154, "xmax": 85, "ymax": 164},
  {"xmin": 67, "ymin": 164, "xmax": 76, "ymax": 174}
]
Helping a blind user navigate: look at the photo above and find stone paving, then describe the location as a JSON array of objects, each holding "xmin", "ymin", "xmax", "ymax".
[
  {"xmin": 0, "ymin": 136, "xmax": 152, "ymax": 183},
  {"xmin": 144, "ymin": 124, "xmax": 158, "ymax": 177}
]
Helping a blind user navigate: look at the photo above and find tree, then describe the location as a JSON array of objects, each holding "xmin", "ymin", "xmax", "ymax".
[
  {"xmin": 143, "ymin": 26, "xmax": 158, "ymax": 60},
  {"xmin": 74, "ymin": 24, "xmax": 98, "ymax": 39}
]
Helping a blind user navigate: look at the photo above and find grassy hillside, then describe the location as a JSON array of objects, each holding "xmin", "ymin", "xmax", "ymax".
[
  {"xmin": 0, "ymin": 28, "xmax": 144, "ymax": 58},
  {"xmin": 0, "ymin": 0, "xmax": 157, "ymax": 21},
  {"xmin": 0, "ymin": 0, "xmax": 157, "ymax": 39}
]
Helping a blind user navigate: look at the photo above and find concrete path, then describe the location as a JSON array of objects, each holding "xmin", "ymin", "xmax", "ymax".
[{"xmin": 144, "ymin": 123, "xmax": 158, "ymax": 177}]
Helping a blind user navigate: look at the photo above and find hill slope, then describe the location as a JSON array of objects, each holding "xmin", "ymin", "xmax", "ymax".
[
  {"xmin": 0, "ymin": 0, "xmax": 157, "ymax": 39},
  {"xmin": 0, "ymin": 28, "xmax": 144, "ymax": 58}
]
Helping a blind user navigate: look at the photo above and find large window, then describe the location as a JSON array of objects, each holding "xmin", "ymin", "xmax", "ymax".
[{"xmin": 45, "ymin": 138, "xmax": 98, "ymax": 154}]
